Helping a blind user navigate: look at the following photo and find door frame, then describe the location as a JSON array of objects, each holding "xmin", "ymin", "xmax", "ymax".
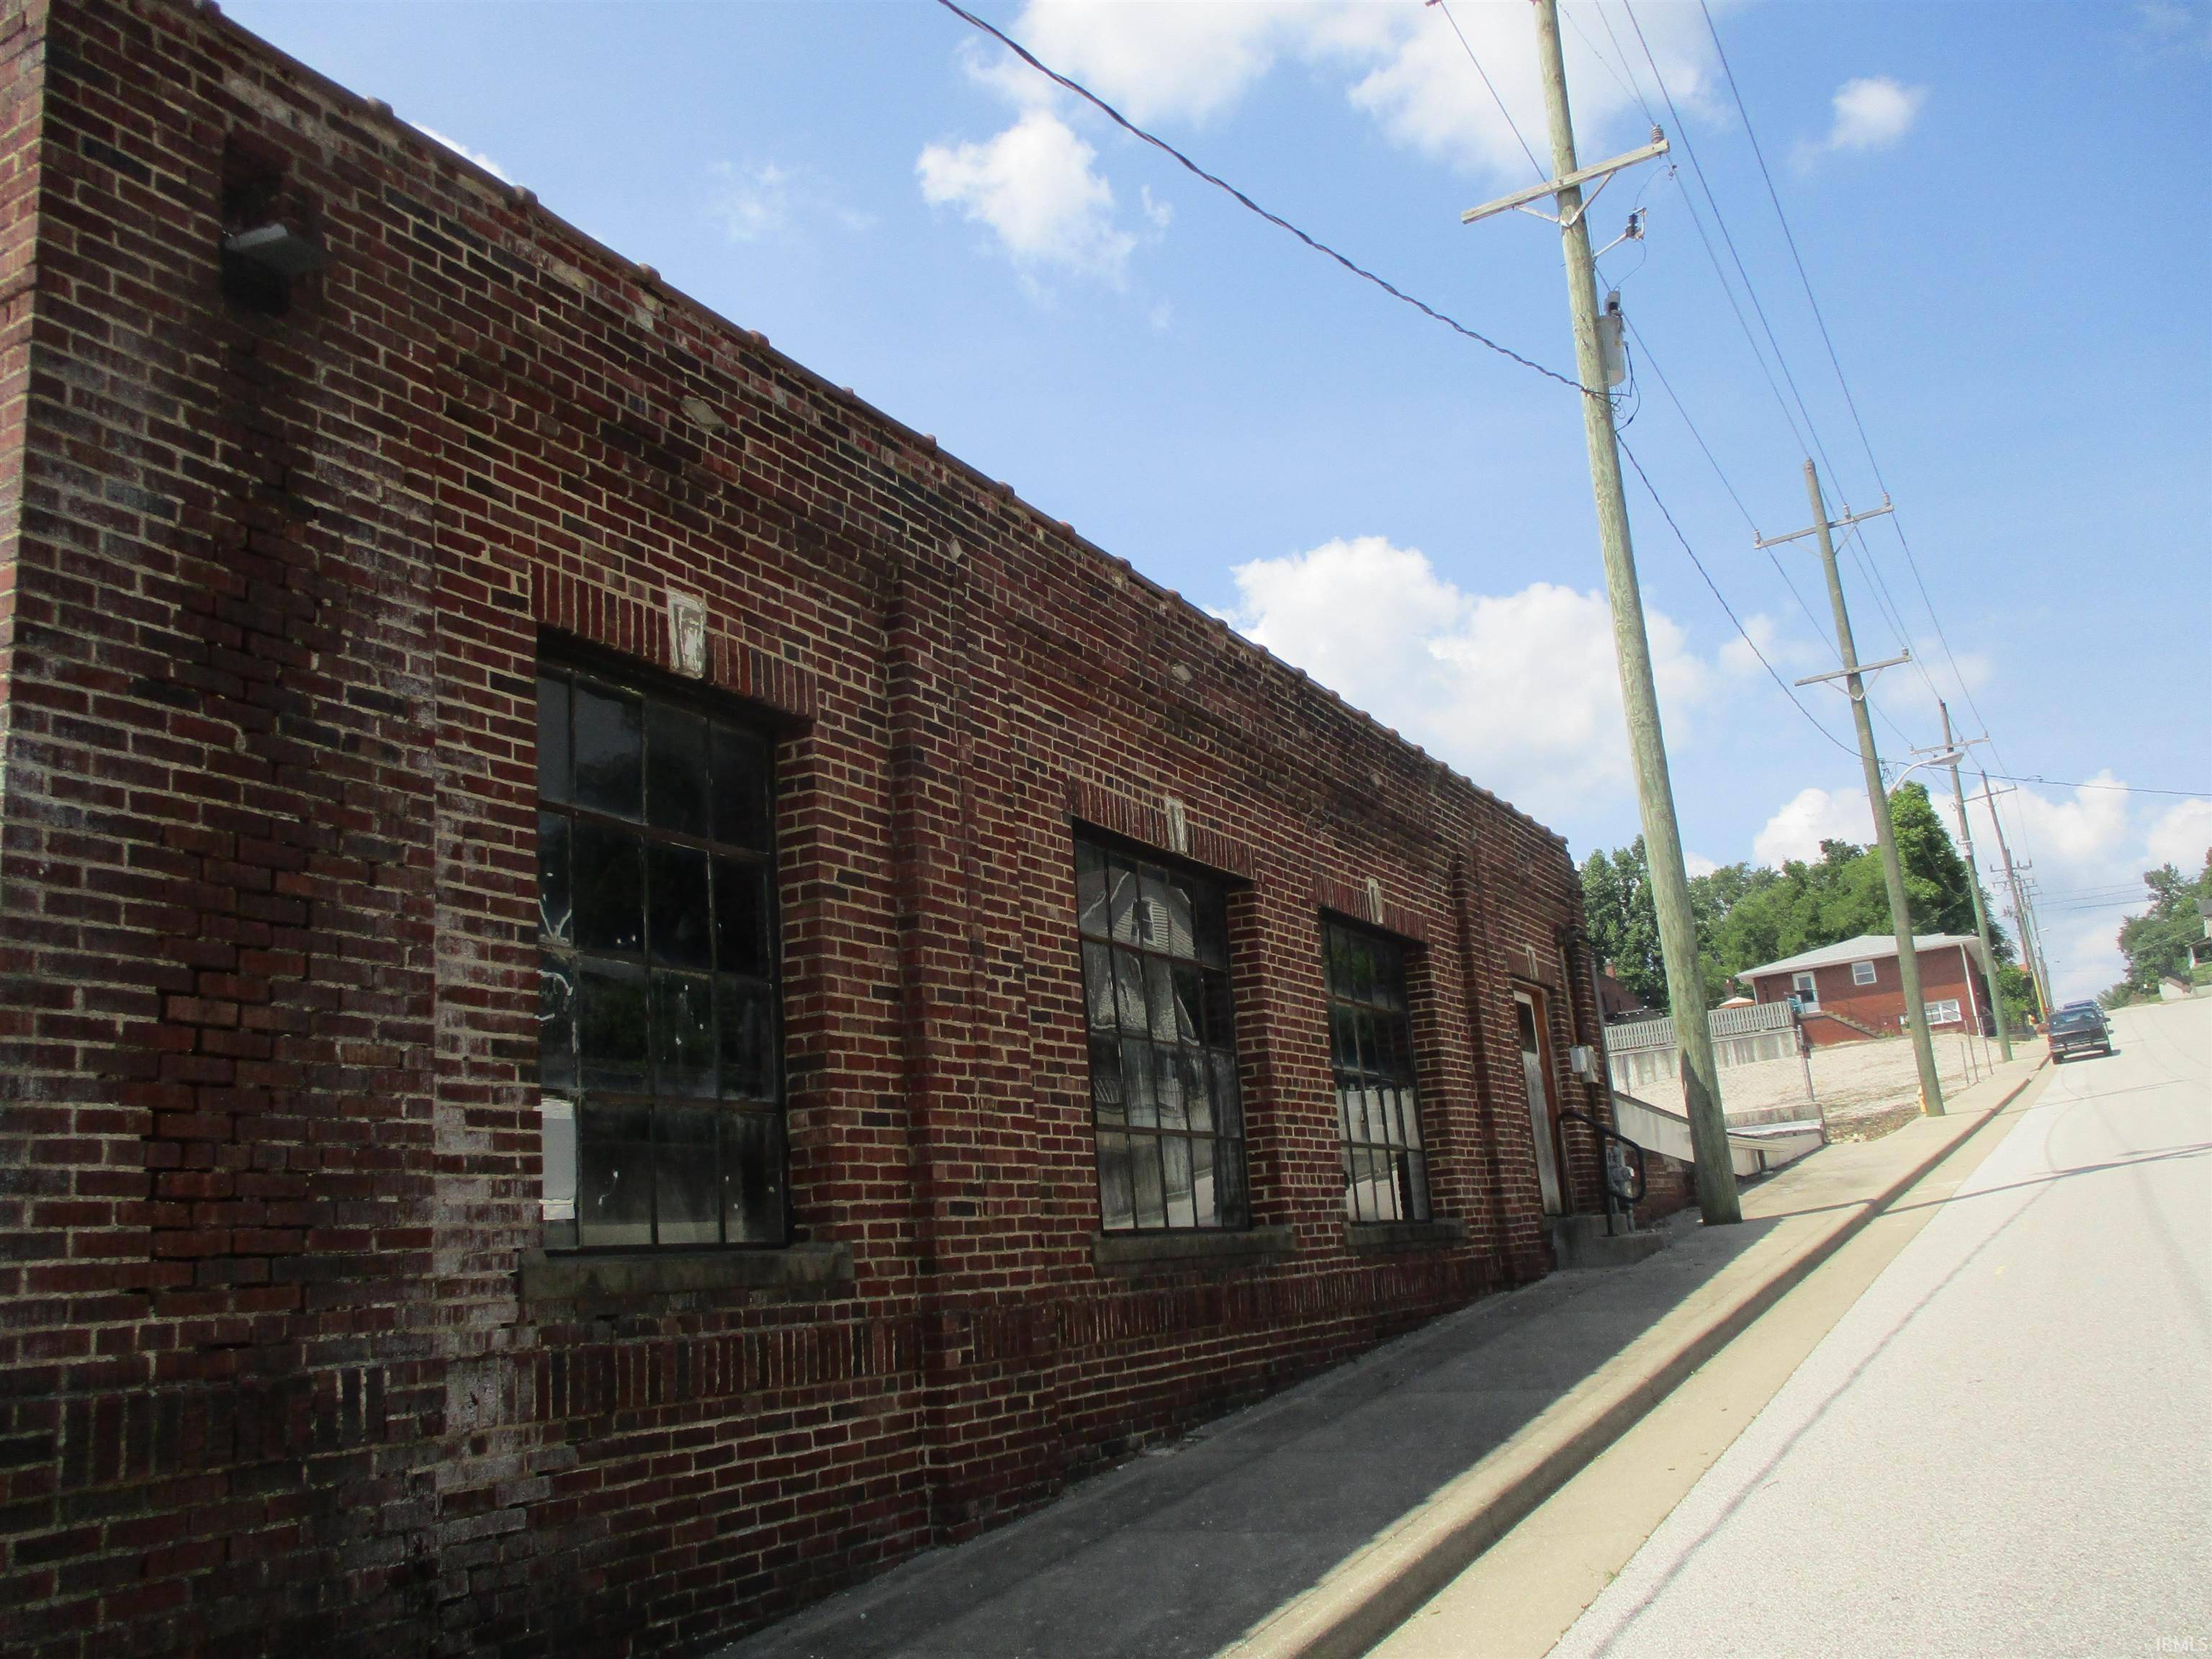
[{"xmin": 1513, "ymin": 984, "xmax": 1570, "ymax": 1216}]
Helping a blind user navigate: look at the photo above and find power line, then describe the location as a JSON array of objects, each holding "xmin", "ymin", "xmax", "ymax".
[
  {"xmin": 1984, "ymin": 775, "xmax": 2212, "ymax": 799},
  {"xmin": 1617, "ymin": 436, "xmax": 1858, "ymax": 758},
  {"xmin": 1434, "ymin": 0, "xmax": 1546, "ymax": 179},
  {"xmin": 932, "ymin": 0, "xmax": 1587, "ymax": 395},
  {"xmin": 1699, "ymin": 0, "xmax": 2010, "ymax": 793}
]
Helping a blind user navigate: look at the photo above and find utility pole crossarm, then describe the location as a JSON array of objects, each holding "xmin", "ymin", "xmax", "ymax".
[
  {"xmin": 1459, "ymin": 133, "xmax": 1669, "ymax": 227},
  {"xmin": 1752, "ymin": 498, "xmax": 1894, "ymax": 550},
  {"xmin": 1795, "ymin": 650, "xmax": 1910, "ymax": 690}
]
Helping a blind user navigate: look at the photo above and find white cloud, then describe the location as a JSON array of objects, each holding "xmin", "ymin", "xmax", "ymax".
[
  {"xmin": 708, "ymin": 162, "xmax": 791, "ymax": 243},
  {"xmin": 2145, "ymin": 797, "xmax": 2212, "ymax": 871},
  {"xmin": 928, "ymin": 1, "xmax": 1723, "ymax": 282},
  {"xmin": 918, "ymin": 109, "xmax": 1136, "ymax": 283},
  {"xmin": 1223, "ymin": 534, "xmax": 1718, "ymax": 828},
  {"xmin": 1795, "ymin": 75, "xmax": 1925, "ymax": 168},
  {"xmin": 707, "ymin": 160, "xmax": 874, "ymax": 244},
  {"xmin": 1685, "ymin": 850, "xmax": 1720, "ymax": 878},
  {"xmin": 1753, "ymin": 785, "xmax": 1876, "ymax": 866},
  {"xmin": 408, "ymin": 121, "xmax": 509, "ymax": 184}
]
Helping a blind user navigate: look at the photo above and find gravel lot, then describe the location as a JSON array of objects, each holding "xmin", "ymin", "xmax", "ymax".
[{"xmin": 1711, "ymin": 1030, "xmax": 2008, "ymax": 1133}]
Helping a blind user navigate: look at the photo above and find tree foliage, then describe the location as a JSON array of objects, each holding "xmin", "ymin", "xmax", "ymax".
[
  {"xmin": 2103, "ymin": 854, "xmax": 2212, "ymax": 1005},
  {"xmin": 1579, "ymin": 783, "xmax": 2015, "ymax": 1017}
]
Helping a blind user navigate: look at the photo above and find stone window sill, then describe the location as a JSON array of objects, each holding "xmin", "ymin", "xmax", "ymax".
[
  {"xmin": 1092, "ymin": 1225, "xmax": 1296, "ymax": 1274},
  {"xmin": 519, "ymin": 1241, "xmax": 854, "ymax": 1305},
  {"xmin": 1345, "ymin": 1218, "xmax": 1467, "ymax": 1254}
]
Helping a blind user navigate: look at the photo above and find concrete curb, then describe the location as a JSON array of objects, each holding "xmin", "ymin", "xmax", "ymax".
[{"xmin": 1218, "ymin": 1059, "xmax": 2049, "ymax": 1659}]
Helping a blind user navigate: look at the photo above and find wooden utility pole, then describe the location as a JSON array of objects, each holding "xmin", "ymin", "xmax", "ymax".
[
  {"xmin": 1756, "ymin": 462, "xmax": 1944, "ymax": 1116},
  {"xmin": 1460, "ymin": 0, "xmax": 1740, "ymax": 1223},
  {"xmin": 1940, "ymin": 702, "xmax": 2011, "ymax": 1061},
  {"xmin": 1978, "ymin": 770, "xmax": 2050, "ymax": 1022}
]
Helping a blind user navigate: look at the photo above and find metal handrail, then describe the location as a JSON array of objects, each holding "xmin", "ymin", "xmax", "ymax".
[{"xmin": 1557, "ymin": 1107, "xmax": 1647, "ymax": 1231}]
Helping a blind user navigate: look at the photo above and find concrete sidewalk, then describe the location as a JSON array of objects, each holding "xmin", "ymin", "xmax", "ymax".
[{"xmin": 717, "ymin": 1054, "xmax": 2046, "ymax": 1659}]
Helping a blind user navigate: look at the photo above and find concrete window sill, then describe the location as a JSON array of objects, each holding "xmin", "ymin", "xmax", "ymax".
[
  {"xmin": 1345, "ymin": 1218, "xmax": 1468, "ymax": 1254},
  {"xmin": 519, "ymin": 1241, "xmax": 854, "ymax": 1305},
  {"xmin": 1092, "ymin": 1226, "xmax": 1296, "ymax": 1274}
]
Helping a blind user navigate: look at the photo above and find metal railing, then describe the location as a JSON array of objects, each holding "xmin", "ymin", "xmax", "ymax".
[{"xmin": 1558, "ymin": 1107, "xmax": 1646, "ymax": 1236}]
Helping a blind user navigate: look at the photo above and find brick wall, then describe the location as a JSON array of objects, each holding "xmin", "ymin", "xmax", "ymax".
[
  {"xmin": 1752, "ymin": 942, "xmax": 1983, "ymax": 1046},
  {"xmin": 0, "ymin": 2, "xmax": 1619, "ymax": 1653}
]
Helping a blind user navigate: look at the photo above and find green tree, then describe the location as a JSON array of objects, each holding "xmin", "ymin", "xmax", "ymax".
[
  {"xmin": 1581, "ymin": 838, "xmax": 1666, "ymax": 1012},
  {"xmin": 2105, "ymin": 854, "xmax": 2212, "ymax": 1002}
]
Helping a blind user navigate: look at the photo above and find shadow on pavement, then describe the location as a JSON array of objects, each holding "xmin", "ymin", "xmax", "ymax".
[{"xmin": 717, "ymin": 1214, "xmax": 1778, "ymax": 1659}]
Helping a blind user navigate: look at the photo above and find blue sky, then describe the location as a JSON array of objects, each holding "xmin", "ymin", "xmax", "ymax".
[{"xmin": 228, "ymin": 0, "xmax": 2212, "ymax": 997}]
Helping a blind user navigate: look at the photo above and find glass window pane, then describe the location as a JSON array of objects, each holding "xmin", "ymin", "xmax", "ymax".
[
  {"xmin": 1399, "ymin": 1089, "xmax": 1424, "ymax": 1149},
  {"xmin": 1323, "ymin": 926, "xmax": 1346, "ymax": 996},
  {"xmin": 1216, "ymin": 1138, "xmax": 1246, "ymax": 1228},
  {"xmin": 1082, "ymin": 942, "xmax": 1118, "ymax": 1031},
  {"xmin": 718, "ymin": 977, "xmax": 778, "ymax": 1101},
  {"xmin": 1336, "ymin": 1086, "xmax": 1356, "ymax": 1146},
  {"xmin": 1330, "ymin": 1005, "xmax": 1358, "ymax": 1072},
  {"xmin": 652, "ymin": 970, "xmax": 716, "ymax": 1098},
  {"xmin": 1192, "ymin": 884, "xmax": 1228, "ymax": 968},
  {"xmin": 655, "ymin": 1104, "xmax": 721, "ymax": 1245},
  {"xmin": 1113, "ymin": 950, "xmax": 1148, "ymax": 1036},
  {"xmin": 1121, "ymin": 1038, "xmax": 1157, "ymax": 1129},
  {"xmin": 577, "ymin": 962, "xmax": 649, "ymax": 1094},
  {"xmin": 1341, "ymin": 1147, "xmax": 1360, "ymax": 1221},
  {"xmin": 1130, "ymin": 1133, "xmax": 1166, "ymax": 1230},
  {"xmin": 1179, "ymin": 1048, "xmax": 1212, "ymax": 1133},
  {"xmin": 1349, "ymin": 937, "xmax": 1375, "ymax": 1003},
  {"xmin": 1210, "ymin": 1051, "xmax": 1242, "ymax": 1137},
  {"xmin": 721, "ymin": 1110, "xmax": 784, "ymax": 1244},
  {"xmin": 1089, "ymin": 1033, "xmax": 1125, "ymax": 1124},
  {"xmin": 1107, "ymin": 860, "xmax": 1140, "ymax": 945},
  {"xmin": 577, "ymin": 1102, "xmax": 652, "ymax": 1247},
  {"xmin": 1170, "ymin": 963, "xmax": 1203, "ymax": 1045},
  {"xmin": 710, "ymin": 724, "xmax": 772, "ymax": 849},
  {"xmin": 1138, "ymin": 866, "xmax": 1171, "ymax": 951},
  {"xmin": 537, "ymin": 813, "xmax": 572, "ymax": 944},
  {"xmin": 714, "ymin": 856, "xmax": 770, "ymax": 979},
  {"xmin": 1200, "ymin": 971, "xmax": 1236, "ymax": 1051},
  {"xmin": 539, "ymin": 954, "xmax": 575, "ymax": 1094},
  {"xmin": 572, "ymin": 682, "xmax": 643, "ymax": 819},
  {"xmin": 1097, "ymin": 1131, "xmax": 1135, "ymax": 1232},
  {"xmin": 1365, "ymin": 1085, "xmax": 1390, "ymax": 1148},
  {"xmin": 1165, "ymin": 875, "xmax": 1196, "ymax": 958},
  {"xmin": 537, "ymin": 675, "xmax": 572, "ymax": 804},
  {"xmin": 1154, "ymin": 1043, "xmax": 1187, "ymax": 1132},
  {"xmin": 1190, "ymin": 1137, "xmax": 1218, "ymax": 1228},
  {"xmin": 646, "ymin": 701, "xmax": 711, "ymax": 836},
  {"xmin": 647, "ymin": 843, "xmax": 714, "ymax": 968},
  {"xmin": 1144, "ymin": 956, "xmax": 1177, "ymax": 1043},
  {"xmin": 1162, "ymin": 1137, "xmax": 1196, "ymax": 1228},
  {"xmin": 1353, "ymin": 1012, "xmax": 1379, "ymax": 1080},
  {"xmin": 1403, "ymin": 1151, "xmax": 1431, "ymax": 1222},
  {"xmin": 1076, "ymin": 842, "xmax": 1108, "ymax": 939},
  {"xmin": 572, "ymin": 822, "xmax": 644, "ymax": 954}
]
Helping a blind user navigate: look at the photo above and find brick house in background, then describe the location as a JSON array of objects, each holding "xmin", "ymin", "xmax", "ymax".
[
  {"xmin": 1738, "ymin": 934, "xmax": 1991, "ymax": 1046},
  {"xmin": 0, "ymin": 1, "xmax": 1635, "ymax": 1653}
]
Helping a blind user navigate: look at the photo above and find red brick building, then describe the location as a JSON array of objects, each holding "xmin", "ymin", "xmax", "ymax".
[
  {"xmin": 0, "ymin": 2, "xmax": 1631, "ymax": 1653},
  {"xmin": 1738, "ymin": 934, "xmax": 1991, "ymax": 1046}
]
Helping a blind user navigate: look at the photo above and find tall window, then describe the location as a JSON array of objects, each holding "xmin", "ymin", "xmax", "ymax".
[
  {"xmin": 1323, "ymin": 920, "xmax": 1430, "ymax": 1224},
  {"xmin": 537, "ymin": 662, "xmax": 784, "ymax": 1249},
  {"xmin": 1075, "ymin": 839, "xmax": 1246, "ymax": 1231}
]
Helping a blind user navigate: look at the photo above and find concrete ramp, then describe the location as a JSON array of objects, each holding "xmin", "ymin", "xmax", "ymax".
[{"xmin": 1610, "ymin": 1091, "xmax": 1824, "ymax": 1178}]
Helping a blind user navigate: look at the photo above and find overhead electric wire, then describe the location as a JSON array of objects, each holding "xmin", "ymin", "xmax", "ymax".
[
  {"xmin": 1618, "ymin": 437, "xmax": 1858, "ymax": 758},
  {"xmin": 1434, "ymin": 0, "xmax": 1547, "ymax": 180},
  {"xmin": 932, "ymin": 0, "xmax": 2058, "ymax": 803},
  {"xmin": 1699, "ymin": 0, "xmax": 2010, "ymax": 786},
  {"xmin": 932, "ymin": 0, "xmax": 1586, "ymax": 395}
]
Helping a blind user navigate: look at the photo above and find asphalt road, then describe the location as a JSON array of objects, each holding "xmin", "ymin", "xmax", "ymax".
[{"xmin": 1550, "ymin": 998, "xmax": 2212, "ymax": 1659}]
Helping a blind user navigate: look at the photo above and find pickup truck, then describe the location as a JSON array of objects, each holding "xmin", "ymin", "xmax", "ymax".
[{"xmin": 2046, "ymin": 1005, "xmax": 2113, "ymax": 1062}]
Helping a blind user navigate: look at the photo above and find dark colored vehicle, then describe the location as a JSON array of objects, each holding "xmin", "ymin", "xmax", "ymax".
[{"xmin": 2046, "ymin": 1004, "xmax": 2113, "ymax": 1061}]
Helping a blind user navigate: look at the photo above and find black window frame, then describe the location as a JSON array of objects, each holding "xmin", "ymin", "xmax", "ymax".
[
  {"xmin": 1322, "ymin": 916, "xmax": 1432, "ymax": 1225},
  {"xmin": 536, "ymin": 650, "xmax": 788, "ymax": 1251},
  {"xmin": 1074, "ymin": 831, "xmax": 1250, "ymax": 1234}
]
